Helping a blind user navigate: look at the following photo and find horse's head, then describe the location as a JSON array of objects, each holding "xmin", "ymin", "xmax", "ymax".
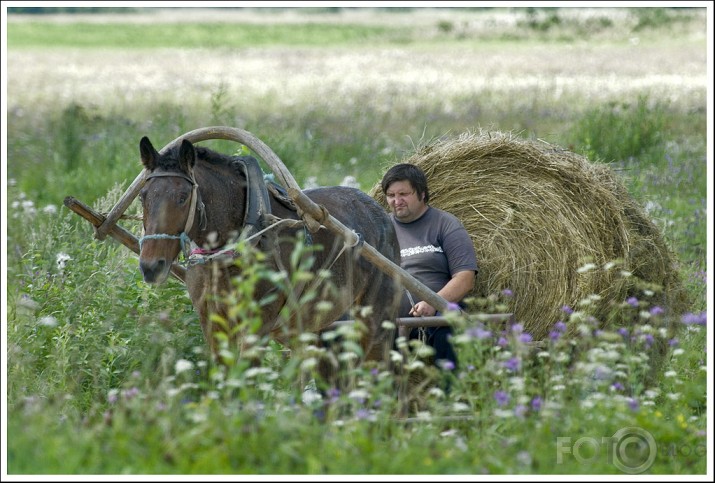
[{"xmin": 138, "ymin": 136, "xmax": 201, "ymax": 284}]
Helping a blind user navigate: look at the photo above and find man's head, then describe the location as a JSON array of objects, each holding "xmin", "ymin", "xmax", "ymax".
[{"xmin": 381, "ymin": 163, "xmax": 430, "ymax": 222}]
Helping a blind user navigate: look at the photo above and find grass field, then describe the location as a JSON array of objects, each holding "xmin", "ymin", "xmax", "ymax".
[{"xmin": 2, "ymin": 5, "xmax": 712, "ymax": 477}]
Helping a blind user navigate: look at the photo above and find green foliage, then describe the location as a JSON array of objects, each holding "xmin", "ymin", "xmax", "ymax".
[
  {"xmin": 6, "ymin": 21, "xmax": 398, "ymax": 49},
  {"xmin": 568, "ymin": 96, "xmax": 668, "ymax": 164}
]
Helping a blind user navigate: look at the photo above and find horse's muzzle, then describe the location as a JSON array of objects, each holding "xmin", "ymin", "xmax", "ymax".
[{"xmin": 139, "ymin": 258, "xmax": 169, "ymax": 284}]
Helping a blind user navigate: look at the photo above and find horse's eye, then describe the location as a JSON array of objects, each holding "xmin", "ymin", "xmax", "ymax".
[{"xmin": 178, "ymin": 195, "xmax": 188, "ymax": 205}]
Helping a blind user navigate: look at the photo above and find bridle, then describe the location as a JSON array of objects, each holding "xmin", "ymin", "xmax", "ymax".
[{"xmin": 138, "ymin": 169, "xmax": 206, "ymax": 258}]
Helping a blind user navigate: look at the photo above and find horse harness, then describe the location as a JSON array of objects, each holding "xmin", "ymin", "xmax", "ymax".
[{"xmin": 137, "ymin": 156, "xmax": 361, "ymax": 289}]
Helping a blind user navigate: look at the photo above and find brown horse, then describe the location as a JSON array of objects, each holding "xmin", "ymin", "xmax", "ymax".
[{"xmin": 137, "ymin": 136, "xmax": 401, "ymax": 380}]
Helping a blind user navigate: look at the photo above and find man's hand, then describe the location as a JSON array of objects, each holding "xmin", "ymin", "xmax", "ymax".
[{"xmin": 410, "ymin": 301, "xmax": 436, "ymax": 317}]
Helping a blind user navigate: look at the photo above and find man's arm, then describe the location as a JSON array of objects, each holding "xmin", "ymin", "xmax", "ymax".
[{"xmin": 409, "ymin": 270, "xmax": 475, "ymax": 317}]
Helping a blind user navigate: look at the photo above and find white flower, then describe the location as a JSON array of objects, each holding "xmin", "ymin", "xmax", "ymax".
[
  {"xmin": 577, "ymin": 263, "xmax": 597, "ymax": 273},
  {"xmin": 56, "ymin": 252, "xmax": 72, "ymax": 271},
  {"xmin": 38, "ymin": 316, "xmax": 58, "ymax": 327},
  {"xmin": 42, "ymin": 204, "xmax": 58, "ymax": 215},
  {"xmin": 174, "ymin": 359, "xmax": 194, "ymax": 374}
]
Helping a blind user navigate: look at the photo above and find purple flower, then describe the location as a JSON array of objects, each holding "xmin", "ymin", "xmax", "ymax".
[
  {"xmin": 494, "ymin": 390, "xmax": 510, "ymax": 407},
  {"xmin": 549, "ymin": 330, "xmax": 562, "ymax": 342},
  {"xmin": 554, "ymin": 321, "xmax": 567, "ymax": 333},
  {"xmin": 497, "ymin": 336, "xmax": 509, "ymax": 348},
  {"xmin": 681, "ymin": 311, "xmax": 707, "ymax": 326},
  {"xmin": 643, "ymin": 333, "xmax": 654, "ymax": 348},
  {"xmin": 626, "ymin": 297, "xmax": 639, "ymax": 307},
  {"xmin": 618, "ymin": 328, "xmax": 629, "ymax": 338},
  {"xmin": 650, "ymin": 306, "xmax": 665, "ymax": 316},
  {"xmin": 440, "ymin": 360, "xmax": 456, "ymax": 371},
  {"xmin": 669, "ymin": 338, "xmax": 679, "ymax": 347},
  {"xmin": 503, "ymin": 357, "xmax": 521, "ymax": 372},
  {"xmin": 501, "ymin": 289, "xmax": 514, "ymax": 297},
  {"xmin": 530, "ymin": 396, "xmax": 542, "ymax": 412},
  {"xmin": 561, "ymin": 305, "xmax": 574, "ymax": 315},
  {"xmin": 327, "ymin": 387, "xmax": 341, "ymax": 402},
  {"xmin": 355, "ymin": 408, "xmax": 370, "ymax": 420},
  {"xmin": 519, "ymin": 332, "xmax": 533, "ymax": 344},
  {"xmin": 447, "ymin": 302, "xmax": 461, "ymax": 311},
  {"xmin": 612, "ymin": 382, "xmax": 624, "ymax": 391},
  {"xmin": 628, "ymin": 398, "xmax": 639, "ymax": 412},
  {"xmin": 467, "ymin": 326, "xmax": 492, "ymax": 340},
  {"xmin": 514, "ymin": 404, "xmax": 528, "ymax": 419},
  {"xmin": 511, "ymin": 323, "xmax": 524, "ymax": 335}
]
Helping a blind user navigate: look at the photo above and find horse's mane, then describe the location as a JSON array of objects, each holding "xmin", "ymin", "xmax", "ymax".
[{"xmin": 156, "ymin": 144, "xmax": 252, "ymax": 179}]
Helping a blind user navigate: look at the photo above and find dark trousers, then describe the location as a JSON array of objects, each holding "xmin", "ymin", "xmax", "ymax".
[{"xmin": 407, "ymin": 326, "xmax": 458, "ymax": 370}]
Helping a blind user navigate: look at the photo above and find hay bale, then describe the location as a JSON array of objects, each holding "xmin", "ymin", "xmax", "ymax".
[{"xmin": 370, "ymin": 130, "xmax": 689, "ymax": 340}]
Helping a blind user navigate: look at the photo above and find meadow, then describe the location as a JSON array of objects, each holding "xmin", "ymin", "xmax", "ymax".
[{"xmin": 3, "ymin": 6, "xmax": 710, "ymax": 476}]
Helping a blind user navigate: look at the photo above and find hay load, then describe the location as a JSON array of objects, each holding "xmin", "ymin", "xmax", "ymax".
[{"xmin": 370, "ymin": 130, "xmax": 689, "ymax": 340}]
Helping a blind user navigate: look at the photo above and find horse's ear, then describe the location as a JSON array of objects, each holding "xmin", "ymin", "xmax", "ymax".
[
  {"xmin": 139, "ymin": 136, "xmax": 158, "ymax": 170},
  {"xmin": 178, "ymin": 139, "xmax": 196, "ymax": 173}
]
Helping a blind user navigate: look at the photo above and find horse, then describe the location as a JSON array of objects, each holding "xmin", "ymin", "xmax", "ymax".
[{"xmin": 137, "ymin": 136, "xmax": 402, "ymax": 384}]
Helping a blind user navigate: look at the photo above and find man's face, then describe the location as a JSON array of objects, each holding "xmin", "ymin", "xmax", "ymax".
[{"xmin": 385, "ymin": 180, "xmax": 427, "ymax": 223}]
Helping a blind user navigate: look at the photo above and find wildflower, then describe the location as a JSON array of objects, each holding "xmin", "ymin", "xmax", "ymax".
[
  {"xmin": 561, "ymin": 305, "xmax": 574, "ymax": 315},
  {"xmin": 611, "ymin": 382, "xmax": 624, "ymax": 392},
  {"xmin": 617, "ymin": 327, "xmax": 629, "ymax": 338},
  {"xmin": 501, "ymin": 289, "xmax": 513, "ymax": 297},
  {"xmin": 626, "ymin": 297, "xmax": 639, "ymax": 307},
  {"xmin": 643, "ymin": 333, "xmax": 654, "ymax": 348},
  {"xmin": 503, "ymin": 357, "xmax": 521, "ymax": 372},
  {"xmin": 42, "ymin": 204, "xmax": 58, "ymax": 215},
  {"xmin": 56, "ymin": 252, "xmax": 72, "ymax": 271},
  {"xmin": 38, "ymin": 316, "xmax": 58, "ymax": 327},
  {"xmin": 497, "ymin": 336, "xmax": 509, "ymax": 348},
  {"xmin": 531, "ymin": 396, "xmax": 542, "ymax": 412},
  {"xmin": 355, "ymin": 408, "xmax": 371, "ymax": 420},
  {"xmin": 681, "ymin": 311, "xmax": 707, "ymax": 326},
  {"xmin": 518, "ymin": 332, "xmax": 533, "ymax": 344},
  {"xmin": 107, "ymin": 389, "xmax": 119, "ymax": 404},
  {"xmin": 627, "ymin": 398, "xmax": 639, "ymax": 412},
  {"xmin": 577, "ymin": 263, "xmax": 597, "ymax": 273},
  {"xmin": 494, "ymin": 390, "xmax": 510, "ymax": 407},
  {"xmin": 650, "ymin": 306, "xmax": 665, "ymax": 316},
  {"xmin": 467, "ymin": 326, "xmax": 493, "ymax": 340},
  {"xmin": 175, "ymin": 359, "xmax": 194, "ymax": 374},
  {"xmin": 669, "ymin": 337, "xmax": 679, "ymax": 347},
  {"xmin": 676, "ymin": 414, "xmax": 687, "ymax": 429},
  {"xmin": 514, "ymin": 404, "xmax": 528, "ymax": 419},
  {"xmin": 439, "ymin": 360, "xmax": 456, "ymax": 371},
  {"xmin": 327, "ymin": 387, "xmax": 341, "ymax": 402},
  {"xmin": 446, "ymin": 302, "xmax": 461, "ymax": 311}
]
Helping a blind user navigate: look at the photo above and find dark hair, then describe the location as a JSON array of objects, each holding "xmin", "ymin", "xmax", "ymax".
[{"xmin": 380, "ymin": 163, "xmax": 430, "ymax": 204}]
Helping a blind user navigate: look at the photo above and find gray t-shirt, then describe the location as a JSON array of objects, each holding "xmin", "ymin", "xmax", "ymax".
[{"xmin": 391, "ymin": 206, "xmax": 478, "ymax": 316}]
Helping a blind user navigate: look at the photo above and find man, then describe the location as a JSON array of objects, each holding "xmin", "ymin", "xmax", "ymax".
[{"xmin": 381, "ymin": 163, "xmax": 478, "ymax": 371}]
